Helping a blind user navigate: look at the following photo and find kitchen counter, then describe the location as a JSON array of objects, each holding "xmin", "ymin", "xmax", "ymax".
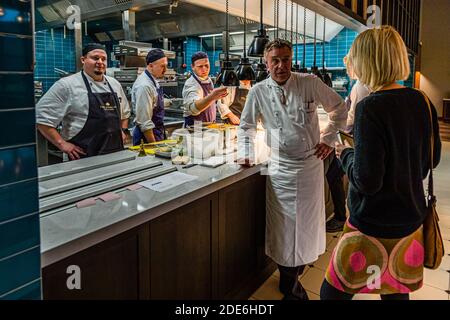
[
  {"xmin": 40, "ymin": 151, "xmax": 262, "ymax": 267},
  {"xmin": 40, "ymin": 150, "xmax": 273, "ymax": 299}
]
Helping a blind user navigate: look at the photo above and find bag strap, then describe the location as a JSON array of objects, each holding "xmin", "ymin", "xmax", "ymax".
[{"xmin": 417, "ymin": 89, "xmax": 435, "ymax": 202}]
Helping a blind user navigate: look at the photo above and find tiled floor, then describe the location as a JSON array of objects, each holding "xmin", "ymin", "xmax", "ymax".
[{"xmin": 250, "ymin": 141, "xmax": 450, "ymax": 300}]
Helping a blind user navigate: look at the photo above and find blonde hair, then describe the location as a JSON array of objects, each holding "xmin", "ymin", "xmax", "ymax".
[
  {"xmin": 348, "ymin": 26, "xmax": 410, "ymax": 91},
  {"xmin": 343, "ymin": 55, "xmax": 356, "ymax": 80}
]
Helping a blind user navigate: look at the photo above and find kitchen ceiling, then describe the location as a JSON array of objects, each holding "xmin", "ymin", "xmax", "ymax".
[{"xmin": 34, "ymin": 0, "xmax": 345, "ymax": 45}]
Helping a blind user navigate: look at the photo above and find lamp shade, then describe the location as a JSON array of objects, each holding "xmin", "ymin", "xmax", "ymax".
[
  {"xmin": 255, "ymin": 62, "xmax": 269, "ymax": 83},
  {"xmin": 236, "ymin": 57, "xmax": 256, "ymax": 81},
  {"xmin": 217, "ymin": 60, "xmax": 239, "ymax": 87},
  {"xmin": 248, "ymin": 29, "xmax": 269, "ymax": 57}
]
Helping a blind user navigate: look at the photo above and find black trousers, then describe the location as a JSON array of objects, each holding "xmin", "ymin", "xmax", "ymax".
[
  {"xmin": 278, "ymin": 264, "xmax": 308, "ymax": 299},
  {"xmin": 326, "ymin": 153, "xmax": 347, "ymax": 221},
  {"xmin": 320, "ymin": 280, "xmax": 410, "ymax": 300}
]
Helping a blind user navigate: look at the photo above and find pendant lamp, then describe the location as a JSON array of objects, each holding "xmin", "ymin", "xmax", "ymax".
[
  {"xmin": 255, "ymin": 58, "xmax": 269, "ymax": 83},
  {"xmin": 216, "ymin": 0, "xmax": 239, "ymax": 87},
  {"xmin": 236, "ymin": 0, "xmax": 256, "ymax": 81},
  {"xmin": 248, "ymin": 0, "xmax": 269, "ymax": 57}
]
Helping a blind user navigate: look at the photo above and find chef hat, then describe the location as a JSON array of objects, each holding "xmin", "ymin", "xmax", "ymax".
[
  {"xmin": 146, "ymin": 48, "xmax": 166, "ymax": 64},
  {"xmin": 191, "ymin": 51, "xmax": 208, "ymax": 65},
  {"xmin": 82, "ymin": 43, "xmax": 106, "ymax": 56}
]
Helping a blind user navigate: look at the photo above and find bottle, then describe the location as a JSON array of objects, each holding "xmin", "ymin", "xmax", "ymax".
[{"xmin": 138, "ymin": 139, "xmax": 147, "ymax": 157}]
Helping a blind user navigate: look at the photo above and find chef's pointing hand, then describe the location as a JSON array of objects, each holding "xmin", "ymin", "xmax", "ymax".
[{"xmin": 210, "ymin": 87, "xmax": 229, "ymax": 100}]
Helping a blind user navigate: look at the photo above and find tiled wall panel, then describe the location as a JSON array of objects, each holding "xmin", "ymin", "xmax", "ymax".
[{"xmin": 0, "ymin": 0, "xmax": 41, "ymax": 300}]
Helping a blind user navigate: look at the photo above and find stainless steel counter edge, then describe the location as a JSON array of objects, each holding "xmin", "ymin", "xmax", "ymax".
[{"xmin": 40, "ymin": 162, "xmax": 263, "ymax": 268}]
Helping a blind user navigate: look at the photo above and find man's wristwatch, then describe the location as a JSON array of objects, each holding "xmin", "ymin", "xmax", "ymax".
[{"xmin": 121, "ymin": 128, "xmax": 129, "ymax": 133}]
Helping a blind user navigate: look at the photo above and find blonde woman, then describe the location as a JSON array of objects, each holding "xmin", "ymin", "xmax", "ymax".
[{"xmin": 320, "ymin": 26, "xmax": 441, "ymax": 300}]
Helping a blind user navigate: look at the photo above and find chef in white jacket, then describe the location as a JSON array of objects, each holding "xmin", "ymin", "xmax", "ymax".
[{"xmin": 237, "ymin": 39, "xmax": 347, "ymax": 300}]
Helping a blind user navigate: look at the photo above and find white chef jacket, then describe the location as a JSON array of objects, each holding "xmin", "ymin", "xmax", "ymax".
[
  {"xmin": 346, "ymin": 80, "xmax": 371, "ymax": 128},
  {"xmin": 238, "ymin": 72, "xmax": 347, "ymax": 266},
  {"xmin": 131, "ymin": 71, "xmax": 160, "ymax": 132},
  {"xmin": 36, "ymin": 71, "xmax": 130, "ymax": 141},
  {"xmin": 182, "ymin": 75, "xmax": 231, "ymax": 119}
]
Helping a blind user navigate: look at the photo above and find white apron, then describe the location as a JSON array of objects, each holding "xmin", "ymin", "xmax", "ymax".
[{"xmin": 266, "ymin": 149, "xmax": 326, "ymax": 267}]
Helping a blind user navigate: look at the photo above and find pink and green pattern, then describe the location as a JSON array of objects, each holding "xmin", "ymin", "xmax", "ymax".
[{"xmin": 325, "ymin": 220, "xmax": 424, "ymax": 294}]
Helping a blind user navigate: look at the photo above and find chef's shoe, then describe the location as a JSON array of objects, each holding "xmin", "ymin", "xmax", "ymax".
[{"xmin": 326, "ymin": 218, "xmax": 345, "ymax": 233}]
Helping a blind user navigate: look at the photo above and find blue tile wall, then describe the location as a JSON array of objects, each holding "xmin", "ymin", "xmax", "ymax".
[
  {"xmin": 293, "ymin": 28, "xmax": 358, "ymax": 68},
  {"xmin": 0, "ymin": 35, "xmax": 33, "ymax": 72},
  {"xmin": 184, "ymin": 37, "xmax": 204, "ymax": 72},
  {"xmin": 0, "ymin": 214, "xmax": 40, "ymax": 260},
  {"xmin": 0, "ymin": 279, "xmax": 41, "ymax": 300},
  {"xmin": 0, "ymin": 146, "xmax": 37, "ymax": 185},
  {"xmin": 0, "ymin": 74, "xmax": 35, "ymax": 110},
  {"xmin": 0, "ymin": 180, "xmax": 39, "ymax": 223},
  {"xmin": 0, "ymin": 1, "xmax": 41, "ymax": 300},
  {"xmin": 34, "ymin": 28, "xmax": 76, "ymax": 93},
  {"xmin": 0, "ymin": 247, "xmax": 41, "ymax": 297},
  {"xmin": 0, "ymin": 110, "xmax": 36, "ymax": 148}
]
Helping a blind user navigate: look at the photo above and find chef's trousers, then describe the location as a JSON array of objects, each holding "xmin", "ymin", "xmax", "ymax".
[{"xmin": 278, "ymin": 264, "xmax": 308, "ymax": 299}]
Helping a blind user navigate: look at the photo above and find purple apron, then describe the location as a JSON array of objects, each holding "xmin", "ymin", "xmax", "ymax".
[
  {"xmin": 184, "ymin": 73, "xmax": 217, "ymax": 127},
  {"xmin": 132, "ymin": 70, "xmax": 166, "ymax": 145}
]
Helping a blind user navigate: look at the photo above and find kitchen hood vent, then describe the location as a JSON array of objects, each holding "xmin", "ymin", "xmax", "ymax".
[
  {"xmin": 158, "ymin": 21, "xmax": 181, "ymax": 34},
  {"xmin": 52, "ymin": 0, "xmax": 72, "ymax": 19},
  {"xmin": 36, "ymin": 5, "xmax": 61, "ymax": 22},
  {"xmin": 109, "ymin": 29, "xmax": 125, "ymax": 41},
  {"xmin": 95, "ymin": 32, "xmax": 112, "ymax": 42}
]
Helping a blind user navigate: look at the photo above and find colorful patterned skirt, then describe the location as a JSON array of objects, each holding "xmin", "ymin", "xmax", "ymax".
[{"xmin": 325, "ymin": 219, "xmax": 424, "ymax": 295}]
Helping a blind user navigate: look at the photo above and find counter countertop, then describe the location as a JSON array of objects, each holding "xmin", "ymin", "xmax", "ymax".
[{"xmin": 40, "ymin": 151, "xmax": 263, "ymax": 267}]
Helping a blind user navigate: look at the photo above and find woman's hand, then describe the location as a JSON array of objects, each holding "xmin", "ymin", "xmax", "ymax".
[{"xmin": 335, "ymin": 140, "xmax": 352, "ymax": 160}]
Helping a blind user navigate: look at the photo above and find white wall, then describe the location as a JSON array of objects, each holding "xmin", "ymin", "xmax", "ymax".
[{"xmin": 419, "ymin": 0, "xmax": 450, "ymax": 117}]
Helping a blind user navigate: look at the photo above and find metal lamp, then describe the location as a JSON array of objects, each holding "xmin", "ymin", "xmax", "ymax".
[
  {"xmin": 217, "ymin": 0, "xmax": 239, "ymax": 86},
  {"xmin": 248, "ymin": 0, "xmax": 269, "ymax": 57},
  {"xmin": 236, "ymin": 0, "xmax": 255, "ymax": 81},
  {"xmin": 255, "ymin": 58, "xmax": 269, "ymax": 83}
]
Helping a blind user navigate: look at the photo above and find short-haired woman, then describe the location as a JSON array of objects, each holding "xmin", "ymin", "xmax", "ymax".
[{"xmin": 320, "ymin": 26, "xmax": 441, "ymax": 300}]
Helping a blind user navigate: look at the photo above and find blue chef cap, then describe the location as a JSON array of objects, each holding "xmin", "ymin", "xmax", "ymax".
[{"xmin": 146, "ymin": 48, "xmax": 166, "ymax": 64}]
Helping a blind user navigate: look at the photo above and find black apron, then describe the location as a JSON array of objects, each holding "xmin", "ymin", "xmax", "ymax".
[
  {"xmin": 69, "ymin": 71, "xmax": 123, "ymax": 157},
  {"xmin": 228, "ymin": 87, "xmax": 249, "ymax": 118}
]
